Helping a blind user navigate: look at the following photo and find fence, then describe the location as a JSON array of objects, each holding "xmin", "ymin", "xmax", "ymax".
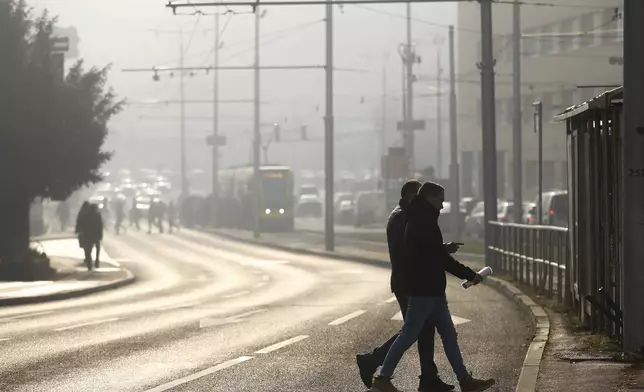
[{"xmin": 489, "ymin": 87, "xmax": 625, "ymax": 345}]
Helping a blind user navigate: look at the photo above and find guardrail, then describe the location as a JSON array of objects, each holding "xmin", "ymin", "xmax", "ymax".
[{"xmin": 487, "ymin": 221, "xmax": 570, "ymax": 306}]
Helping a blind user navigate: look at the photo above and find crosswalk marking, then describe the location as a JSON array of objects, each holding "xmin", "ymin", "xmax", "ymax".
[
  {"xmin": 329, "ymin": 310, "xmax": 367, "ymax": 326},
  {"xmin": 255, "ymin": 335, "xmax": 309, "ymax": 354}
]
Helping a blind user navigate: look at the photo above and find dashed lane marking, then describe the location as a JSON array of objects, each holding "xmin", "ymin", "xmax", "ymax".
[
  {"xmin": 253, "ymin": 282, "xmax": 267, "ymax": 289},
  {"xmin": 223, "ymin": 290, "xmax": 251, "ymax": 299},
  {"xmin": 0, "ymin": 338, "xmax": 10, "ymax": 342},
  {"xmin": 142, "ymin": 356, "xmax": 254, "ymax": 392},
  {"xmin": 328, "ymin": 310, "xmax": 367, "ymax": 326},
  {"xmin": 199, "ymin": 309, "xmax": 268, "ymax": 329},
  {"xmin": 390, "ymin": 311, "xmax": 471, "ymax": 325},
  {"xmin": 254, "ymin": 335, "xmax": 309, "ymax": 354},
  {"xmin": 159, "ymin": 301, "xmax": 202, "ymax": 311},
  {"xmin": 385, "ymin": 296, "xmax": 397, "ymax": 304},
  {"xmin": 0, "ymin": 310, "xmax": 54, "ymax": 322},
  {"xmin": 53, "ymin": 318, "xmax": 120, "ymax": 332}
]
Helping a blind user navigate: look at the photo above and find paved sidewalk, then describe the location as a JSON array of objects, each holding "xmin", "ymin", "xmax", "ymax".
[
  {"xmin": 535, "ymin": 306, "xmax": 644, "ymax": 392},
  {"xmin": 0, "ymin": 239, "xmax": 135, "ymax": 306}
]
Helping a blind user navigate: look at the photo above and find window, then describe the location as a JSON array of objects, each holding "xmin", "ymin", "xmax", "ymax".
[
  {"xmin": 506, "ymin": 98, "xmax": 514, "ymax": 125},
  {"xmin": 523, "ymin": 27, "xmax": 538, "ymax": 57},
  {"xmin": 560, "ymin": 18, "xmax": 574, "ymax": 52},
  {"xmin": 579, "ymin": 12, "xmax": 596, "ymax": 48},
  {"xmin": 540, "ymin": 23, "xmax": 555, "ymax": 55}
]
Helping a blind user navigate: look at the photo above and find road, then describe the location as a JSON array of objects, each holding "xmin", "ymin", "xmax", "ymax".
[{"xmin": 0, "ymin": 230, "xmax": 532, "ymax": 391}]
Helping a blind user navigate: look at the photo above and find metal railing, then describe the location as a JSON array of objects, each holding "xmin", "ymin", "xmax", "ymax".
[{"xmin": 487, "ymin": 221, "xmax": 571, "ymax": 306}]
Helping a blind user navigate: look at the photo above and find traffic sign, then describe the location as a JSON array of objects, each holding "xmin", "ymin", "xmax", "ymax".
[
  {"xmin": 52, "ymin": 37, "xmax": 69, "ymax": 53},
  {"xmin": 397, "ymin": 119, "xmax": 426, "ymax": 132},
  {"xmin": 381, "ymin": 153, "xmax": 409, "ymax": 179}
]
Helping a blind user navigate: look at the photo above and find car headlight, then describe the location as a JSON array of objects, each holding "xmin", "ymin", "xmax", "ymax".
[
  {"xmin": 265, "ymin": 208, "xmax": 271, "ymax": 214},
  {"xmin": 279, "ymin": 208, "xmax": 285, "ymax": 214}
]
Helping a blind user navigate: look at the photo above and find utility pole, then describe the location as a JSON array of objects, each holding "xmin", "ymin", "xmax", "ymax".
[
  {"xmin": 435, "ymin": 36, "xmax": 443, "ymax": 178},
  {"xmin": 404, "ymin": 3, "xmax": 415, "ymax": 173},
  {"xmin": 448, "ymin": 25, "xmax": 460, "ymax": 241},
  {"xmin": 212, "ymin": 12, "xmax": 220, "ymax": 226},
  {"xmin": 381, "ymin": 64, "xmax": 387, "ymax": 165},
  {"xmin": 479, "ymin": 0, "xmax": 498, "ymax": 267},
  {"xmin": 512, "ymin": 0, "xmax": 523, "ymax": 223},
  {"xmin": 180, "ymin": 28, "xmax": 188, "ymax": 197},
  {"xmin": 622, "ymin": 0, "xmax": 644, "ymax": 353},
  {"xmin": 324, "ymin": 0, "xmax": 335, "ymax": 251},
  {"xmin": 253, "ymin": 6, "xmax": 261, "ymax": 239},
  {"xmin": 533, "ymin": 101, "xmax": 543, "ymax": 224}
]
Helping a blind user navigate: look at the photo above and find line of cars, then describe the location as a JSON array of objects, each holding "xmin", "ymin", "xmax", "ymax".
[{"xmin": 463, "ymin": 190, "xmax": 569, "ymax": 239}]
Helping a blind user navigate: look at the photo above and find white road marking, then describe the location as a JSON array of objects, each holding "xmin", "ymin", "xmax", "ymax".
[
  {"xmin": 143, "ymin": 356, "xmax": 253, "ymax": 392},
  {"xmin": 253, "ymin": 282, "xmax": 266, "ymax": 289},
  {"xmin": 240, "ymin": 259, "xmax": 289, "ymax": 266},
  {"xmin": 110, "ymin": 257, "xmax": 133, "ymax": 263},
  {"xmin": 390, "ymin": 311, "xmax": 471, "ymax": 326},
  {"xmin": 0, "ymin": 310, "xmax": 54, "ymax": 322},
  {"xmin": 0, "ymin": 338, "xmax": 11, "ymax": 342},
  {"xmin": 321, "ymin": 269, "xmax": 364, "ymax": 276},
  {"xmin": 255, "ymin": 335, "xmax": 309, "ymax": 354},
  {"xmin": 159, "ymin": 301, "xmax": 201, "ymax": 311},
  {"xmin": 223, "ymin": 290, "xmax": 251, "ymax": 299},
  {"xmin": 199, "ymin": 309, "xmax": 267, "ymax": 329},
  {"xmin": 53, "ymin": 318, "xmax": 120, "ymax": 332},
  {"xmin": 385, "ymin": 296, "xmax": 398, "ymax": 304},
  {"xmin": 328, "ymin": 310, "xmax": 367, "ymax": 326}
]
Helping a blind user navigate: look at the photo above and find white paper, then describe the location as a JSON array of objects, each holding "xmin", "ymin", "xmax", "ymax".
[{"xmin": 462, "ymin": 266, "xmax": 493, "ymax": 289}]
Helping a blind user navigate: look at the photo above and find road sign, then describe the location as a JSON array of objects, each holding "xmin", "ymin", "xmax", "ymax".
[
  {"xmin": 52, "ymin": 37, "xmax": 69, "ymax": 53},
  {"xmin": 397, "ymin": 119, "xmax": 426, "ymax": 132},
  {"xmin": 206, "ymin": 135, "xmax": 227, "ymax": 146}
]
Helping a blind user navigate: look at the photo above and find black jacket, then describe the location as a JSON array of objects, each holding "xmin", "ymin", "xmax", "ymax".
[
  {"xmin": 387, "ymin": 199, "xmax": 410, "ymax": 294},
  {"xmin": 401, "ymin": 196, "xmax": 476, "ymax": 296}
]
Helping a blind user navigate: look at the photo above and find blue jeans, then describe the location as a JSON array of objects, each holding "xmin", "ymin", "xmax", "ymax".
[
  {"xmin": 370, "ymin": 294, "xmax": 438, "ymax": 380},
  {"xmin": 378, "ymin": 296, "xmax": 468, "ymax": 380}
]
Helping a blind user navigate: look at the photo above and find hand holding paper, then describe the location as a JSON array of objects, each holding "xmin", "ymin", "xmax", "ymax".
[{"xmin": 462, "ymin": 266, "xmax": 493, "ymax": 289}]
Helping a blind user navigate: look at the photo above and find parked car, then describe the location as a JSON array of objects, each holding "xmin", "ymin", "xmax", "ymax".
[
  {"xmin": 464, "ymin": 199, "xmax": 511, "ymax": 238},
  {"xmin": 535, "ymin": 190, "xmax": 568, "ymax": 227},
  {"xmin": 438, "ymin": 202, "xmax": 467, "ymax": 234}
]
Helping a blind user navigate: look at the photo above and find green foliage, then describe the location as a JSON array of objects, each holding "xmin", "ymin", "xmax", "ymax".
[{"xmin": 0, "ymin": 0, "xmax": 124, "ymax": 203}]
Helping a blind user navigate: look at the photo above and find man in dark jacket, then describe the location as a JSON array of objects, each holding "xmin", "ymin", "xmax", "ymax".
[
  {"xmin": 371, "ymin": 182, "xmax": 495, "ymax": 392},
  {"xmin": 356, "ymin": 180, "xmax": 455, "ymax": 392}
]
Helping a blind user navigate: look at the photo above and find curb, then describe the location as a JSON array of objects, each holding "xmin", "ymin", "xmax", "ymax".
[
  {"xmin": 485, "ymin": 277, "xmax": 550, "ymax": 392},
  {"xmin": 0, "ymin": 268, "xmax": 136, "ymax": 307},
  {"xmin": 209, "ymin": 229, "xmax": 549, "ymax": 392}
]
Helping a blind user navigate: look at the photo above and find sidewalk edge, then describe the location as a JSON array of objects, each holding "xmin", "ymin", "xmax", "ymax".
[
  {"xmin": 0, "ymin": 268, "xmax": 136, "ymax": 307},
  {"xmin": 486, "ymin": 277, "xmax": 550, "ymax": 392}
]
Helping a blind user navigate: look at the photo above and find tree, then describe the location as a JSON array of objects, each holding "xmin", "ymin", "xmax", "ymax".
[{"xmin": 0, "ymin": 0, "xmax": 123, "ymax": 272}]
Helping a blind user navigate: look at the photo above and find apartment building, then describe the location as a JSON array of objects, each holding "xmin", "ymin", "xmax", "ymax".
[{"xmin": 456, "ymin": 0, "xmax": 623, "ymax": 201}]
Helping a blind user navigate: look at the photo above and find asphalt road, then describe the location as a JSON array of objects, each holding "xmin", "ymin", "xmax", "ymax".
[{"xmin": 0, "ymin": 229, "xmax": 532, "ymax": 391}]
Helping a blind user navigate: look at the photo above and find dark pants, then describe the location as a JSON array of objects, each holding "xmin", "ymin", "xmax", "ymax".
[
  {"xmin": 83, "ymin": 241, "xmax": 101, "ymax": 266},
  {"xmin": 369, "ymin": 293, "xmax": 439, "ymax": 379}
]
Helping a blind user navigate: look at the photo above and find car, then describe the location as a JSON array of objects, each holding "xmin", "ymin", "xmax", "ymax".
[
  {"xmin": 296, "ymin": 194, "xmax": 323, "ymax": 217},
  {"xmin": 534, "ymin": 190, "xmax": 568, "ymax": 227}
]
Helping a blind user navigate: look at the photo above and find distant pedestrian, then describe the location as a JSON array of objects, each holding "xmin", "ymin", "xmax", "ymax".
[
  {"xmin": 369, "ymin": 182, "xmax": 495, "ymax": 392},
  {"xmin": 167, "ymin": 201, "xmax": 178, "ymax": 233},
  {"xmin": 76, "ymin": 202, "xmax": 104, "ymax": 270}
]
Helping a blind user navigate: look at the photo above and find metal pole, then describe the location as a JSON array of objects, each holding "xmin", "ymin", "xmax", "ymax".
[
  {"xmin": 212, "ymin": 12, "xmax": 220, "ymax": 226},
  {"xmin": 381, "ymin": 64, "xmax": 387, "ymax": 167},
  {"xmin": 448, "ymin": 25, "xmax": 460, "ymax": 241},
  {"xmin": 253, "ymin": 7, "xmax": 261, "ymax": 238},
  {"xmin": 324, "ymin": 1, "xmax": 335, "ymax": 251},
  {"xmin": 437, "ymin": 46, "xmax": 442, "ymax": 178},
  {"xmin": 533, "ymin": 101, "xmax": 543, "ymax": 225},
  {"xmin": 512, "ymin": 0, "xmax": 523, "ymax": 223},
  {"xmin": 622, "ymin": 0, "xmax": 644, "ymax": 353},
  {"xmin": 449, "ymin": 25, "xmax": 461, "ymax": 241},
  {"xmin": 180, "ymin": 29, "xmax": 188, "ymax": 197},
  {"xmin": 479, "ymin": 0, "xmax": 498, "ymax": 265},
  {"xmin": 405, "ymin": 2, "xmax": 415, "ymax": 175}
]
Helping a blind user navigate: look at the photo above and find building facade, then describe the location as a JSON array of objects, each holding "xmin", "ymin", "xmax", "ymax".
[{"xmin": 456, "ymin": 0, "xmax": 623, "ymax": 201}]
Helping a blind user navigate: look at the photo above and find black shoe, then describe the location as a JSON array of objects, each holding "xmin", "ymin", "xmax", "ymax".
[
  {"xmin": 356, "ymin": 354, "xmax": 378, "ymax": 388},
  {"xmin": 419, "ymin": 376, "xmax": 455, "ymax": 392}
]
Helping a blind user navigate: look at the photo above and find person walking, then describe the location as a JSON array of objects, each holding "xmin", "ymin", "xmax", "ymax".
[
  {"xmin": 167, "ymin": 201, "xmax": 178, "ymax": 233},
  {"xmin": 370, "ymin": 182, "xmax": 495, "ymax": 392},
  {"xmin": 356, "ymin": 180, "xmax": 455, "ymax": 392},
  {"xmin": 76, "ymin": 202, "xmax": 104, "ymax": 270}
]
